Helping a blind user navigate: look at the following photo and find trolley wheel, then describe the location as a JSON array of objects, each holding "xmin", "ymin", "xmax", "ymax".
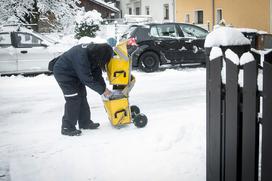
[
  {"xmin": 133, "ymin": 113, "xmax": 148, "ymax": 128},
  {"xmin": 131, "ymin": 105, "xmax": 140, "ymax": 114}
]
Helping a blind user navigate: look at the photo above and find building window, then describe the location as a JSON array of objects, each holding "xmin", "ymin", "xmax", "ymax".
[
  {"xmin": 195, "ymin": 10, "xmax": 204, "ymax": 24},
  {"xmin": 145, "ymin": 6, "xmax": 150, "ymax": 15},
  {"xmin": 129, "ymin": 8, "xmax": 132, "ymax": 15},
  {"xmin": 185, "ymin": 14, "xmax": 190, "ymax": 23},
  {"xmin": 135, "ymin": 7, "xmax": 140, "ymax": 15},
  {"xmin": 216, "ymin": 9, "xmax": 223, "ymax": 24},
  {"xmin": 164, "ymin": 4, "xmax": 169, "ymax": 20}
]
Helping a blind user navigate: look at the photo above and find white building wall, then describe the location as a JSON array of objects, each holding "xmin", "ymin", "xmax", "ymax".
[
  {"xmin": 118, "ymin": 0, "xmax": 141, "ymax": 17},
  {"xmin": 118, "ymin": 0, "xmax": 175, "ymax": 22},
  {"xmin": 118, "ymin": 0, "xmax": 129, "ymax": 17},
  {"xmin": 141, "ymin": 0, "xmax": 175, "ymax": 22}
]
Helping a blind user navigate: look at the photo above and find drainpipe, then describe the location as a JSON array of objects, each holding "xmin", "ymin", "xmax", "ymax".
[
  {"xmin": 212, "ymin": 0, "xmax": 215, "ymax": 30},
  {"xmin": 140, "ymin": 0, "xmax": 142, "ymax": 15},
  {"xmin": 173, "ymin": 0, "xmax": 176, "ymax": 22},
  {"xmin": 270, "ymin": 0, "xmax": 272, "ymax": 33}
]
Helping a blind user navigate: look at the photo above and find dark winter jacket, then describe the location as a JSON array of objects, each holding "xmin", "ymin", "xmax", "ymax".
[{"xmin": 53, "ymin": 44, "xmax": 106, "ymax": 95}]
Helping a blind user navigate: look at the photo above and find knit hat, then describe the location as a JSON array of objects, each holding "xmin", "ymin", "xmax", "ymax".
[{"xmin": 87, "ymin": 43, "xmax": 113, "ymax": 69}]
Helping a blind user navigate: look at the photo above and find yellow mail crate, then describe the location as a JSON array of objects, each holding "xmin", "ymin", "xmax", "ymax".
[
  {"xmin": 107, "ymin": 56, "xmax": 130, "ymax": 85},
  {"xmin": 103, "ymin": 98, "xmax": 131, "ymax": 126},
  {"xmin": 115, "ymin": 40, "xmax": 129, "ymax": 57}
]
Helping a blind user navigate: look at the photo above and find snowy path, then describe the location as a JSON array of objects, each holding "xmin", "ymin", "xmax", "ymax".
[{"xmin": 0, "ymin": 68, "xmax": 206, "ymax": 181}]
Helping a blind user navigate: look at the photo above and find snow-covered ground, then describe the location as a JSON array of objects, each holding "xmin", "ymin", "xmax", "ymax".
[{"xmin": 0, "ymin": 68, "xmax": 206, "ymax": 181}]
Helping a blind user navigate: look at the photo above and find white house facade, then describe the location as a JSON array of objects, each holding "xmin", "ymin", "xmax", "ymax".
[
  {"xmin": 141, "ymin": 0, "xmax": 175, "ymax": 22},
  {"xmin": 118, "ymin": 0, "xmax": 142, "ymax": 17},
  {"xmin": 118, "ymin": 0, "xmax": 176, "ymax": 23}
]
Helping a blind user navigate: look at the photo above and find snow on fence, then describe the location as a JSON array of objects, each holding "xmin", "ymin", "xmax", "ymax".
[{"xmin": 205, "ymin": 27, "xmax": 272, "ymax": 181}]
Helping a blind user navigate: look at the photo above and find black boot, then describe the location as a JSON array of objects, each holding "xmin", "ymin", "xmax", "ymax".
[
  {"xmin": 61, "ymin": 127, "xmax": 82, "ymax": 136},
  {"xmin": 79, "ymin": 121, "xmax": 100, "ymax": 129}
]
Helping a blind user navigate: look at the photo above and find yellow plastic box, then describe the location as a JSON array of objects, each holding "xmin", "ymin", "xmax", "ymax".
[
  {"xmin": 106, "ymin": 40, "xmax": 131, "ymax": 85},
  {"xmin": 107, "ymin": 56, "xmax": 130, "ymax": 85},
  {"xmin": 103, "ymin": 98, "xmax": 131, "ymax": 126}
]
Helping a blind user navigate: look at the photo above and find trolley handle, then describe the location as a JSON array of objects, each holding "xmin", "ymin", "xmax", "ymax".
[
  {"xmin": 114, "ymin": 109, "xmax": 127, "ymax": 118},
  {"xmin": 114, "ymin": 71, "xmax": 126, "ymax": 78}
]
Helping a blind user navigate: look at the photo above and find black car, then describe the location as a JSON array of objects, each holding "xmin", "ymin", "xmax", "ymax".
[{"xmin": 120, "ymin": 23, "xmax": 209, "ymax": 72}]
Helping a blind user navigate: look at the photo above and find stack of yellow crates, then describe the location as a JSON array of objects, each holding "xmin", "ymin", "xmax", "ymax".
[{"xmin": 104, "ymin": 41, "xmax": 132, "ymax": 126}]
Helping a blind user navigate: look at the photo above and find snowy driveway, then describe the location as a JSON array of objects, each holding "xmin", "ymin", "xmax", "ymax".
[{"xmin": 0, "ymin": 68, "xmax": 206, "ymax": 181}]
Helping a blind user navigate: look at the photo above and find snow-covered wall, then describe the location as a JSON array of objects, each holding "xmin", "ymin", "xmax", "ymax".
[{"xmin": 204, "ymin": 27, "xmax": 251, "ymax": 48}]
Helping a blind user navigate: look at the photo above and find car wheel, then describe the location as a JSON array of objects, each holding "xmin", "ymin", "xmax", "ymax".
[{"xmin": 139, "ymin": 51, "xmax": 159, "ymax": 72}]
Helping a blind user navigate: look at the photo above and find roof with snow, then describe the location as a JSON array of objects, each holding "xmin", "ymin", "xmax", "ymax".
[
  {"xmin": 0, "ymin": 24, "xmax": 34, "ymax": 33},
  {"xmin": 89, "ymin": 0, "xmax": 120, "ymax": 13}
]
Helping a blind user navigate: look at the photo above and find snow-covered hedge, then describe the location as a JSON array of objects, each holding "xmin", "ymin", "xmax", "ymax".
[{"xmin": 74, "ymin": 10, "xmax": 103, "ymax": 39}]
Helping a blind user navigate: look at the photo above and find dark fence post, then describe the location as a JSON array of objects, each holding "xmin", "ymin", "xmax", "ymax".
[
  {"xmin": 205, "ymin": 29, "xmax": 258, "ymax": 181},
  {"xmin": 224, "ymin": 57, "xmax": 240, "ymax": 181},
  {"xmin": 206, "ymin": 49, "xmax": 223, "ymax": 181},
  {"xmin": 241, "ymin": 52, "xmax": 259, "ymax": 181},
  {"xmin": 261, "ymin": 51, "xmax": 272, "ymax": 181}
]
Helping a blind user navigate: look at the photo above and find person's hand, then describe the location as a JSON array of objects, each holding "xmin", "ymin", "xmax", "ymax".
[
  {"xmin": 101, "ymin": 88, "xmax": 112, "ymax": 101},
  {"xmin": 103, "ymin": 88, "xmax": 112, "ymax": 98}
]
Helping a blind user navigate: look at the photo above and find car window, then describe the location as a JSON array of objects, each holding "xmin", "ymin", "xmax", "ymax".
[
  {"xmin": 15, "ymin": 33, "xmax": 42, "ymax": 48},
  {"xmin": 179, "ymin": 24, "xmax": 208, "ymax": 38},
  {"xmin": 0, "ymin": 33, "xmax": 11, "ymax": 47},
  {"xmin": 150, "ymin": 24, "xmax": 179, "ymax": 38},
  {"xmin": 135, "ymin": 27, "xmax": 150, "ymax": 41},
  {"xmin": 150, "ymin": 26, "xmax": 159, "ymax": 36}
]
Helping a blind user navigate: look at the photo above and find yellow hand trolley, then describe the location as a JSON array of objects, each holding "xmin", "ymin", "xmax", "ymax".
[{"xmin": 103, "ymin": 41, "xmax": 148, "ymax": 128}]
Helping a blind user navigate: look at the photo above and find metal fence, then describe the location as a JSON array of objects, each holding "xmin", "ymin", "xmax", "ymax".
[{"xmin": 206, "ymin": 45, "xmax": 272, "ymax": 181}]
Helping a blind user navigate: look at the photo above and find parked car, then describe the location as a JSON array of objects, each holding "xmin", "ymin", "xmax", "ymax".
[
  {"xmin": 120, "ymin": 23, "xmax": 209, "ymax": 72},
  {"xmin": 0, "ymin": 25, "xmax": 65, "ymax": 75}
]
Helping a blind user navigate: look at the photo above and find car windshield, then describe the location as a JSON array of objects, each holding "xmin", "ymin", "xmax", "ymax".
[
  {"xmin": 180, "ymin": 24, "xmax": 208, "ymax": 38},
  {"xmin": 121, "ymin": 26, "xmax": 138, "ymax": 39}
]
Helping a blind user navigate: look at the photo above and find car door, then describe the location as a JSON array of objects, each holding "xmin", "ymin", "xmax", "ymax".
[
  {"xmin": 14, "ymin": 32, "xmax": 54, "ymax": 72},
  {"xmin": 0, "ymin": 32, "xmax": 17, "ymax": 73},
  {"xmin": 178, "ymin": 24, "xmax": 208, "ymax": 62},
  {"xmin": 150, "ymin": 24, "xmax": 181, "ymax": 64}
]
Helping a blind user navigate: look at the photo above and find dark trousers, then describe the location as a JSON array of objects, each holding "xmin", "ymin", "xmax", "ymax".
[{"xmin": 54, "ymin": 75, "xmax": 91, "ymax": 129}]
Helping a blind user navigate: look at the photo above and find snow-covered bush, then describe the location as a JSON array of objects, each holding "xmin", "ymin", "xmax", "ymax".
[{"xmin": 75, "ymin": 10, "xmax": 103, "ymax": 39}]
